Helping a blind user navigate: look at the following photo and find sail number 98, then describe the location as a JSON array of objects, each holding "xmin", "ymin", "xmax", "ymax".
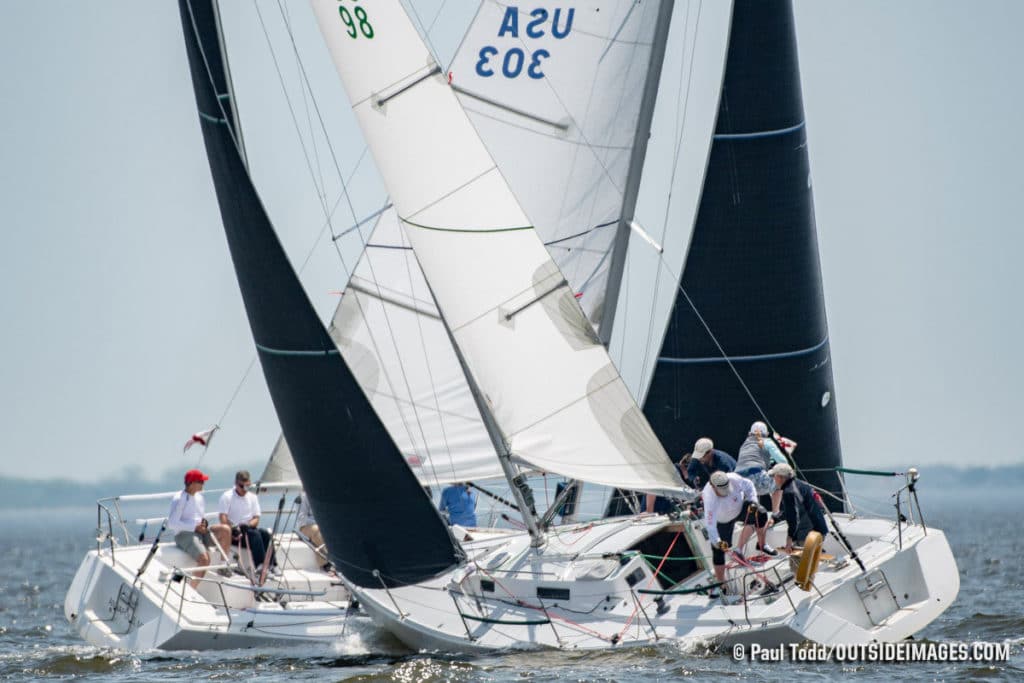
[{"xmin": 337, "ymin": 1, "xmax": 374, "ymax": 39}]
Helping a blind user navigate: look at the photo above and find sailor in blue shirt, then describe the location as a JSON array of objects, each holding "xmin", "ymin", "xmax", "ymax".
[
  {"xmin": 439, "ymin": 483, "xmax": 477, "ymax": 527},
  {"xmin": 686, "ymin": 437, "xmax": 737, "ymax": 489}
]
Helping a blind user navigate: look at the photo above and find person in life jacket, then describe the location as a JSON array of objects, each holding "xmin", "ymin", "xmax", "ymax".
[{"xmin": 769, "ymin": 463, "xmax": 829, "ymax": 553}]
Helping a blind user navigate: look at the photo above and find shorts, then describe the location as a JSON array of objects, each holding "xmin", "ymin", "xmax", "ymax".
[
  {"xmin": 738, "ymin": 467, "xmax": 776, "ymax": 497},
  {"xmin": 174, "ymin": 530, "xmax": 213, "ymax": 560}
]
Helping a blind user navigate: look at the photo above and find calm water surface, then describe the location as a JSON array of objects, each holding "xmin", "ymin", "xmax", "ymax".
[{"xmin": 1, "ymin": 483, "xmax": 1020, "ymax": 681}]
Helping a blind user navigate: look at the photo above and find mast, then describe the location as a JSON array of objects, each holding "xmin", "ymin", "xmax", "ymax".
[
  {"xmin": 597, "ymin": 0, "xmax": 675, "ymax": 346},
  {"xmin": 428, "ymin": 281, "xmax": 546, "ymax": 545}
]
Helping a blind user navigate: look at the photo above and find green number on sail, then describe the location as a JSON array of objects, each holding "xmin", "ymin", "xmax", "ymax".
[
  {"xmin": 338, "ymin": 6, "xmax": 357, "ymax": 38},
  {"xmin": 338, "ymin": 2, "xmax": 373, "ymax": 39},
  {"xmin": 354, "ymin": 6, "xmax": 374, "ymax": 38}
]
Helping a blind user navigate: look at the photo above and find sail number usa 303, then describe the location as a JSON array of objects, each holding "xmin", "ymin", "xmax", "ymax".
[
  {"xmin": 336, "ymin": 0, "xmax": 374, "ymax": 39},
  {"xmin": 476, "ymin": 7, "xmax": 575, "ymax": 80}
]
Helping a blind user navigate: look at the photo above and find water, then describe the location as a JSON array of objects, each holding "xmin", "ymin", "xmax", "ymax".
[{"xmin": 2, "ymin": 485, "xmax": 1021, "ymax": 681}]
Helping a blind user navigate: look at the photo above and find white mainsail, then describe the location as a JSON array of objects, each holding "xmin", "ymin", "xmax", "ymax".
[
  {"xmin": 448, "ymin": 1, "xmax": 660, "ymax": 331},
  {"xmin": 311, "ymin": 0, "xmax": 687, "ymax": 495}
]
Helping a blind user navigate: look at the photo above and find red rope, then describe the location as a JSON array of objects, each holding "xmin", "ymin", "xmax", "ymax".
[{"xmin": 616, "ymin": 531, "xmax": 680, "ymax": 641}]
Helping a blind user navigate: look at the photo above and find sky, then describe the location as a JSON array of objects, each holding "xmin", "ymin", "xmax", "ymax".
[{"xmin": 1, "ymin": 1, "xmax": 1021, "ymax": 484}]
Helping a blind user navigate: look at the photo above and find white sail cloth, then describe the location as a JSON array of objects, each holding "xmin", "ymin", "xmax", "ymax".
[
  {"xmin": 259, "ymin": 209, "xmax": 505, "ymax": 489},
  {"xmin": 311, "ymin": 0, "xmax": 688, "ymax": 495},
  {"xmin": 448, "ymin": 1, "xmax": 660, "ymax": 332},
  {"xmin": 613, "ymin": 0, "xmax": 735, "ymax": 401}
]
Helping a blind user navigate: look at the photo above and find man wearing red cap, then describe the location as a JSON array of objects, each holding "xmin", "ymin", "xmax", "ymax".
[{"xmin": 167, "ymin": 469, "xmax": 230, "ymax": 587}]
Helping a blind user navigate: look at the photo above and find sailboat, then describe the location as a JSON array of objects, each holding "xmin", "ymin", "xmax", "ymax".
[
  {"xmin": 61, "ymin": 0, "xmax": 362, "ymax": 651},
  {"xmin": 252, "ymin": 0, "xmax": 960, "ymax": 651}
]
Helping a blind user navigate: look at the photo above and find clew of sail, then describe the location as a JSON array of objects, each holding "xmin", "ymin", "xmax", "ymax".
[{"xmin": 311, "ymin": 0, "xmax": 689, "ymax": 497}]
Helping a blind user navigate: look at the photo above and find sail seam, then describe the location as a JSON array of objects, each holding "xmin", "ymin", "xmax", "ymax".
[
  {"xmin": 198, "ymin": 111, "xmax": 227, "ymax": 125},
  {"xmin": 714, "ymin": 121, "xmax": 805, "ymax": 140},
  {"xmin": 402, "ymin": 217, "xmax": 532, "ymax": 234},
  {"xmin": 658, "ymin": 336, "xmax": 829, "ymax": 365},
  {"xmin": 255, "ymin": 343, "xmax": 340, "ymax": 357}
]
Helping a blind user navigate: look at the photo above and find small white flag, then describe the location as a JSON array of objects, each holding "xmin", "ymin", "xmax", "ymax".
[{"xmin": 183, "ymin": 426, "xmax": 219, "ymax": 453}]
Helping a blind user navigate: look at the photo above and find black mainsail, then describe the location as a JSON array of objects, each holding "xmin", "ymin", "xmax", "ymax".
[
  {"xmin": 643, "ymin": 0, "xmax": 844, "ymax": 505},
  {"xmin": 177, "ymin": 0, "xmax": 462, "ymax": 586}
]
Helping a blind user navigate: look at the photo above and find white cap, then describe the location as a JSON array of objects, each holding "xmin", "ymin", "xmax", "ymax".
[
  {"xmin": 770, "ymin": 463, "xmax": 794, "ymax": 479},
  {"xmin": 750, "ymin": 421, "xmax": 769, "ymax": 437},
  {"xmin": 710, "ymin": 471, "xmax": 731, "ymax": 494},
  {"xmin": 693, "ymin": 437, "xmax": 714, "ymax": 458}
]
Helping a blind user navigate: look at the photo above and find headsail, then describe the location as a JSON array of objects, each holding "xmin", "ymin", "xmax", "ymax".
[
  {"xmin": 312, "ymin": 0, "xmax": 688, "ymax": 496},
  {"xmin": 642, "ymin": 0, "xmax": 844, "ymax": 503},
  {"xmin": 330, "ymin": 207, "xmax": 506, "ymax": 486},
  {"xmin": 178, "ymin": 0, "xmax": 462, "ymax": 587}
]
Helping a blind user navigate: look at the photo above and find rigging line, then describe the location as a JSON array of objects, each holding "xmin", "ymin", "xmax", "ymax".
[
  {"xmin": 261, "ymin": 5, "xmax": 438, "ymax": 470},
  {"xmin": 256, "ymin": 2, "xmax": 361, "ymax": 233},
  {"xmin": 397, "ymin": 227, "xmax": 462, "ymax": 483},
  {"xmin": 184, "ymin": 1, "xmax": 244, "ymax": 158},
  {"xmin": 665, "ymin": 261, "xmax": 773, "ymax": 432},
  {"xmin": 259, "ymin": 7, "xmax": 455, "ymax": 481},
  {"xmin": 404, "ymin": 0, "xmax": 443, "ymax": 66},
  {"xmin": 636, "ymin": 0, "xmax": 702, "ymax": 394},
  {"xmin": 338, "ymin": 236, "xmax": 443, "ymax": 488},
  {"xmin": 278, "ymin": 0, "xmax": 329, "ymax": 214}
]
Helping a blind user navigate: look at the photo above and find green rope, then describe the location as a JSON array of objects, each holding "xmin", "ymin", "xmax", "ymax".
[
  {"xmin": 639, "ymin": 553, "xmax": 707, "ymax": 562},
  {"xmin": 836, "ymin": 467, "xmax": 903, "ymax": 478}
]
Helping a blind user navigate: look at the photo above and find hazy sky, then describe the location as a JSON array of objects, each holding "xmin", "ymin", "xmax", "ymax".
[{"xmin": 1, "ymin": 1, "xmax": 1021, "ymax": 484}]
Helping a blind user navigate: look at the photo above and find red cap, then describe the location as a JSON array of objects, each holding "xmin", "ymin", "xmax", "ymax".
[{"xmin": 184, "ymin": 469, "xmax": 209, "ymax": 485}]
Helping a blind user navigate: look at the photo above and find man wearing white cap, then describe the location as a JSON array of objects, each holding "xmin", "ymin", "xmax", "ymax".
[
  {"xmin": 685, "ymin": 437, "xmax": 737, "ymax": 489},
  {"xmin": 702, "ymin": 471, "xmax": 767, "ymax": 593}
]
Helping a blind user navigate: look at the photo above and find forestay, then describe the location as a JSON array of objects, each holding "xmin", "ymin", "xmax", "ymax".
[{"xmin": 311, "ymin": 0, "xmax": 689, "ymax": 496}]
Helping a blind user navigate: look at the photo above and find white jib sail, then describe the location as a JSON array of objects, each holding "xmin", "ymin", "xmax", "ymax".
[
  {"xmin": 448, "ymin": 1, "xmax": 662, "ymax": 332},
  {"xmin": 612, "ymin": 0, "xmax": 735, "ymax": 402},
  {"xmin": 311, "ymin": 0, "xmax": 688, "ymax": 495},
  {"xmin": 260, "ymin": 208, "xmax": 505, "ymax": 489}
]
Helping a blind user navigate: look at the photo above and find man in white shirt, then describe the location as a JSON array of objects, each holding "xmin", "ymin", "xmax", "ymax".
[
  {"xmin": 702, "ymin": 471, "xmax": 768, "ymax": 590},
  {"xmin": 218, "ymin": 470, "xmax": 271, "ymax": 570},
  {"xmin": 167, "ymin": 469, "xmax": 231, "ymax": 587}
]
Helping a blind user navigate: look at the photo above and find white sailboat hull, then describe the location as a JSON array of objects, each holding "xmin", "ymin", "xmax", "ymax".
[
  {"xmin": 350, "ymin": 514, "xmax": 958, "ymax": 652},
  {"xmin": 65, "ymin": 534, "xmax": 357, "ymax": 650}
]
